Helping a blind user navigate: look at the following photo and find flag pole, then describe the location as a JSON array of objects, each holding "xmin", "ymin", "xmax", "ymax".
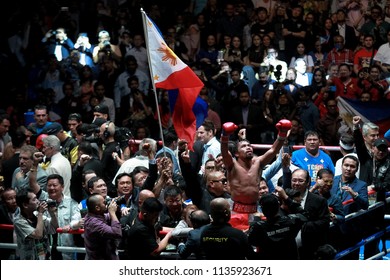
[{"xmin": 141, "ymin": 8, "xmax": 167, "ymax": 155}]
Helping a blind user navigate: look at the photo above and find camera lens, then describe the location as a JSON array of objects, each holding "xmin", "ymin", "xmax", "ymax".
[{"xmin": 47, "ymin": 199, "xmax": 57, "ymax": 207}]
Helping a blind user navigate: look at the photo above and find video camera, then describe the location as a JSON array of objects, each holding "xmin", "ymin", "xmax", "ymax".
[
  {"xmin": 102, "ymin": 40, "xmax": 111, "ymax": 52},
  {"xmin": 114, "ymin": 126, "xmax": 133, "ymax": 147},
  {"xmin": 82, "ymin": 124, "xmax": 101, "ymax": 144},
  {"xmin": 105, "ymin": 195, "xmax": 127, "ymax": 206},
  {"xmin": 43, "ymin": 199, "xmax": 57, "ymax": 207}
]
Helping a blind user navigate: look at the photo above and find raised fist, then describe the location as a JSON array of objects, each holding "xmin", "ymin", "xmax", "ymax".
[
  {"xmin": 222, "ymin": 122, "xmax": 238, "ymax": 136},
  {"xmin": 352, "ymin": 116, "xmax": 361, "ymax": 126},
  {"xmin": 276, "ymin": 119, "xmax": 292, "ymax": 138}
]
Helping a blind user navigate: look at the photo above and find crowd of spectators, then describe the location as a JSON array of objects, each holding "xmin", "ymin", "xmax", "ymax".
[
  {"xmin": 1, "ymin": 0, "xmax": 390, "ymax": 138},
  {"xmin": 0, "ymin": 0, "xmax": 390, "ymax": 261}
]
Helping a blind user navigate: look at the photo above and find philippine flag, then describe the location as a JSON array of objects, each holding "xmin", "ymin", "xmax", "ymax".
[
  {"xmin": 142, "ymin": 11, "xmax": 204, "ymax": 150},
  {"xmin": 337, "ymin": 97, "xmax": 390, "ymax": 137}
]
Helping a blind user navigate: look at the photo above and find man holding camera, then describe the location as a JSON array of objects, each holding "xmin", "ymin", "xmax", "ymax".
[
  {"xmin": 74, "ymin": 33, "xmax": 94, "ymax": 67},
  {"xmin": 84, "ymin": 193, "xmax": 122, "ymax": 260},
  {"xmin": 42, "ymin": 27, "xmax": 74, "ymax": 62},
  {"xmin": 29, "ymin": 144, "xmax": 83, "ymax": 260},
  {"xmin": 92, "ymin": 30, "xmax": 122, "ymax": 64},
  {"xmin": 29, "ymin": 155, "xmax": 82, "ymax": 260},
  {"xmin": 14, "ymin": 189, "xmax": 58, "ymax": 260}
]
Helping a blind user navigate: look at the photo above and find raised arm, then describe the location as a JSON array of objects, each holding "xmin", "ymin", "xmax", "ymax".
[
  {"xmin": 29, "ymin": 152, "xmax": 45, "ymax": 195},
  {"xmin": 260, "ymin": 120, "xmax": 291, "ymax": 167},
  {"xmin": 221, "ymin": 122, "xmax": 238, "ymax": 171}
]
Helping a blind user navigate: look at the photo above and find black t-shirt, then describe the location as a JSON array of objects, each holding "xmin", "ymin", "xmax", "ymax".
[
  {"xmin": 125, "ymin": 217, "xmax": 159, "ymax": 260},
  {"xmin": 251, "ymin": 22, "xmax": 274, "ymax": 37},
  {"xmin": 248, "ymin": 214, "xmax": 305, "ymax": 260},
  {"xmin": 200, "ymin": 223, "xmax": 253, "ymax": 259},
  {"xmin": 101, "ymin": 141, "xmax": 120, "ymax": 194}
]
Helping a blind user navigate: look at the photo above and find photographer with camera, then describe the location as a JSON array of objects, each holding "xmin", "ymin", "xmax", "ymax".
[
  {"xmin": 74, "ymin": 33, "xmax": 94, "ymax": 67},
  {"xmin": 42, "ymin": 27, "xmax": 74, "ymax": 62},
  {"xmin": 84, "ymin": 193, "xmax": 122, "ymax": 260},
  {"xmin": 92, "ymin": 30, "xmax": 122, "ymax": 65},
  {"xmin": 14, "ymin": 189, "xmax": 59, "ymax": 260},
  {"xmin": 28, "ymin": 170, "xmax": 82, "ymax": 260}
]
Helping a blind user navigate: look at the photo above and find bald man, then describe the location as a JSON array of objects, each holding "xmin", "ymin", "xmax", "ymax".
[
  {"xmin": 200, "ymin": 198, "xmax": 254, "ymax": 259},
  {"xmin": 118, "ymin": 189, "xmax": 155, "ymax": 258},
  {"xmin": 84, "ymin": 194, "xmax": 122, "ymax": 259}
]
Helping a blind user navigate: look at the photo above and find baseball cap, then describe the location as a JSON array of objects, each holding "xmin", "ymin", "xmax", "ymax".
[
  {"xmin": 92, "ymin": 117, "xmax": 107, "ymax": 127},
  {"xmin": 374, "ymin": 138, "xmax": 389, "ymax": 149},
  {"xmin": 42, "ymin": 122, "xmax": 63, "ymax": 135},
  {"xmin": 93, "ymin": 104, "xmax": 109, "ymax": 115}
]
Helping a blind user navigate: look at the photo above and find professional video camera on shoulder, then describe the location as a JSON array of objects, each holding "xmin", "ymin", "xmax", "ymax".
[
  {"xmin": 78, "ymin": 123, "xmax": 101, "ymax": 143},
  {"xmin": 114, "ymin": 126, "xmax": 133, "ymax": 147}
]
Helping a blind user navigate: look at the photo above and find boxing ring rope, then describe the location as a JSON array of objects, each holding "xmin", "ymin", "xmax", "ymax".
[
  {"xmin": 334, "ymin": 225, "xmax": 390, "ymax": 260},
  {"xmin": 1, "ymin": 143, "xmax": 388, "ymax": 258},
  {"xmin": 0, "ymin": 243, "xmax": 86, "ymax": 254},
  {"xmin": 0, "ymin": 225, "xmax": 170, "ymax": 256}
]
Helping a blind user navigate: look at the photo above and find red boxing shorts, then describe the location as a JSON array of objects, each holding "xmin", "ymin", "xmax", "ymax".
[{"xmin": 232, "ymin": 201, "xmax": 257, "ymax": 213}]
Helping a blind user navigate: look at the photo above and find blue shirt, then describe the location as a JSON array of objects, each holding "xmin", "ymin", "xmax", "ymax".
[{"xmin": 291, "ymin": 148, "xmax": 335, "ymax": 187}]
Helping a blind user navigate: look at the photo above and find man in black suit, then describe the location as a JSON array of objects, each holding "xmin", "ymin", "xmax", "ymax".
[
  {"xmin": 290, "ymin": 168, "xmax": 331, "ymax": 259},
  {"xmin": 331, "ymin": 9, "xmax": 358, "ymax": 51},
  {"xmin": 189, "ymin": 140, "xmax": 204, "ymax": 174},
  {"xmin": 230, "ymin": 85, "xmax": 264, "ymax": 146},
  {"xmin": 0, "ymin": 188, "xmax": 19, "ymax": 259}
]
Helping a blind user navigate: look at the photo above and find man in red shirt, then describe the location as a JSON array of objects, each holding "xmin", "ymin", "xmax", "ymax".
[
  {"xmin": 353, "ymin": 35, "xmax": 377, "ymax": 75},
  {"xmin": 329, "ymin": 63, "xmax": 362, "ymax": 100}
]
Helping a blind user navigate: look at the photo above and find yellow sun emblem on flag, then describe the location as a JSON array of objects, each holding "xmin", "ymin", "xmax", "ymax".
[{"xmin": 158, "ymin": 43, "xmax": 178, "ymax": 66}]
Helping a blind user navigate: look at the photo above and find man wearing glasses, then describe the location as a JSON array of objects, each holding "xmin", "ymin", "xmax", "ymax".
[
  {"xmin": 196, "ymin": 171, "xmax": 231, "ymax": 215},
  {"xmin": 287, "ymin": 168, "xmax": 330, "ymax": 259}
]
